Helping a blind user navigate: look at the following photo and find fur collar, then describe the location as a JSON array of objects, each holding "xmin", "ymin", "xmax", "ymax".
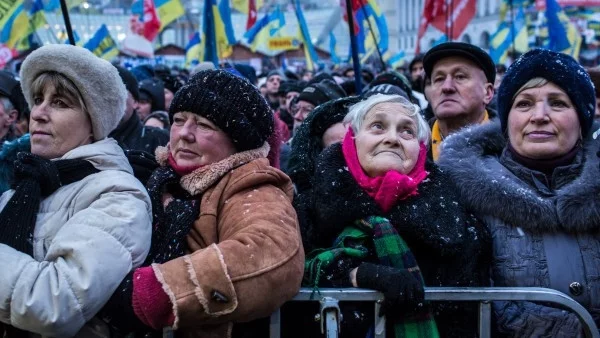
[
  {"xmin": 309, "ymin": 143, "xmax": 483, "ymax": 256},
  {"xmin": 438, "ymin": 122, "xmax": 600, "ymax": 233},
  {"xmin": 155, "ymin": 142, "xmax": 270, "ymax": 196}
]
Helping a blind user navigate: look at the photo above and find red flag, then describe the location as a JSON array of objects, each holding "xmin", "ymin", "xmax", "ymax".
[
  {"xmin": 340, "ymin": 0, "xmax": 367, "ymax": 35},
  {"xmin": 142, "ymin": 0, "xmax": 161, "ymax": 42},
  {"xmin": 415, "ymin": 0, "xmax": 444, "ymax": 54},
  {"xmin": 246, "ymin": 0, "xmax": 257, "ymax": 30},
  {"xmin": 431, "ymin": 0, "xmax": 476, "ymax": 40}
]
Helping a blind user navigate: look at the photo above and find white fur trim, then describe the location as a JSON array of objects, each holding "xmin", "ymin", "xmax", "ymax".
[
  {"xmin": 151, "ymin": 263, "xmax": 180, "ymax": 330},
  {"xmin": 178, "ymin": 142, "xmax": 270, "ymax": 196},
  {"xmin": 19, "ymin": 44, "xmax": 126, "ymax": 141}
]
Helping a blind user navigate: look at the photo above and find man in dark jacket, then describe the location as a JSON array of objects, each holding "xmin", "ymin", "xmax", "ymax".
[{"xmin": 110, "ymin": 66, "xmax": 168, "ymax": 154}]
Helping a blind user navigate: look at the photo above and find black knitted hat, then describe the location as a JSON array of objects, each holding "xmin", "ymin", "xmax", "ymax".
[
  {"xmin": 115, "ymin": 66, "xmax": 140, "ymax": 101},
  {"xmin": 364, "ymin": 84, "xmax": 409, "ymax": 99},
  {"xmin": 497, "ymin": 49, "xmax": 596, "ymax": 137},
  {"xmin": 169, "ymin": 69, "xmax": 274, "ymax": 151},
  {"xmin": 297, "ymin": 79, "xmax": 346, "ymax": 107},
  {"xmin": 139, "ymin": 78, "xmax": 165, "ymax": 112},
  {"xmin": 423, "ymin": 42, "xmax": 496, "ymax": 83},
  {"xmin": 288, "ymin": 96, "xmax": 362, "ymax": 193},
  {"xmin": 366, "ymin": 70, "xmax": 413, "ymax": 100},
  {"xmin": 279, "ymin": 80, "xmax": 305, "ymax": 95}
]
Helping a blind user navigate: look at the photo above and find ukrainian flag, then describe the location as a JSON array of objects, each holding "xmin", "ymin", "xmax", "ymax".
[
  {"xmin": 185, "ymin": 32, "xmax": 202, "ymax": 67},
  {"xmin": 231, "ymin": 0, "xmax": 263, "ymax": 14},
  {"xmin": 329, "ymin": 31, "xmax": 340, "ymax": 65},
  {"xmin": 0, "ymin": 1, "xmax": 28, "ymax": 49},
  {"xmin": 215, "ymin": 0, "xmax": 236, "ymax": 58},
  {"xmin": 384, "ymin": 51, "xmax": 405, "ymax": 69},
  {"xmin": 293, "ymin": 0, "xmax": 318, "ymax": 71},
  {"xmin": 545, "ymin": 0, "xmax": 581, "ymax": 58},
  {"xmin": 354, "ymin": 0, "xmax": 388, "ymax": 56},
  {"xmin": 489, "ymin": 6, "xmax": 528, "ymax": 63},
  {"xmin": 155, "ymin": 0, "xmax": 184, "ymax": 30},
  {"xmin": 44, "ymin": 0, "xmax": 83, "ymax": 12},
  {"xmin": 243, "ymin": 5, "xmax": 284, "ymax": 51},
  {"xmin": 83, "ymin": 24, "xmax": 119, "ymax": 60}
]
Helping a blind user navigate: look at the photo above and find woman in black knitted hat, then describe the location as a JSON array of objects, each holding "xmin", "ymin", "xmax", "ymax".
[
  {"xmin": 438, "ymin": 48, "xmax": 600, "ymax": 337},
  {"xmin": 102, "ymin": 69, "xmax": 304, "ymax": 338}
]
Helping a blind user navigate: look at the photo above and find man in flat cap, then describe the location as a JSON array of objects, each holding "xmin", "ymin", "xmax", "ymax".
[
  {"xmin": 423, "ymin": 42, "xmax": 496, "ymax": 161},
  {"xmin": 0, "ymin": 71, "xmax": 27, "ymax": 146}
]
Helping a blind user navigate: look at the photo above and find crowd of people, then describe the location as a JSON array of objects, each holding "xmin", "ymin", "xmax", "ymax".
[{"xmin": 0, "ymin": 40, "xmax": 597, "ymax": 338}]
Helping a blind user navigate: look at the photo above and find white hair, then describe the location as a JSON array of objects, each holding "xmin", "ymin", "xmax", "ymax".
[
  {"xmin": 0, "ymin": 96, "xmax": 13, "ymax": 112},
  {"xmin": 343, "ymin": 93, "xmax": 431, "ymax": 146}
]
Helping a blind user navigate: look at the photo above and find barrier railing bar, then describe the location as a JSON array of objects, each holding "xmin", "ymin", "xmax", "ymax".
[{"xmin": 269, "ymin": 287, "xmax": 599, "ymax": 338}]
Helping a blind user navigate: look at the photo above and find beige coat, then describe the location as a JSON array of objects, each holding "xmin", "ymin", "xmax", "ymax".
[{"xmin": 152, "ymin": 143, "xmax": 304, "ymax": 337}]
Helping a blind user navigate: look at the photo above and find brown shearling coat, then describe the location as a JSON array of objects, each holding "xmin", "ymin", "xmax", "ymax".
[{"xmin": 151, "ymin": 143, "xmax": 304, "ymax": 337}]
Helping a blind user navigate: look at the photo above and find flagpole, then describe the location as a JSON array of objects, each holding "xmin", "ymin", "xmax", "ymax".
[
  {"xmin": 359, "ymin": 5, "xmax": 386, "ymax": 71},
  {"xmin": 345, "ymin": 0, "xmax": 363, "ymax": 93},
  {"xmin": 59, "ymin": 0, "xmax": 76, "ymax": 45},
  {"xmin": 509, "ymin": 0, "xmax": 516, "ymax": 59}
]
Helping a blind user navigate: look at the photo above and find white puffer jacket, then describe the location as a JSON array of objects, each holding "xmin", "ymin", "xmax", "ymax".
[{"xmin": 0, "ymin": 138, "xmax": 152, "ymax": 337}]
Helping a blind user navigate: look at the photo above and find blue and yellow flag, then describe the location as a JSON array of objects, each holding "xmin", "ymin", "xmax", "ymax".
[
  {"xmin": 329, "ymin": 31, "xmax": 341, "ymax": 65},
  {"xmin": 83, "ymin": 24, "xmax": 119, "ymax": 60},
  {"xmin": 201, "ymin": 0, "xmax": 236, "ymax": 62},
  {"xmin": 0, "ymin": 2, "xmax": 27, "ymax": 49},
  {"xmin": 294, "ymin": 0, "xmax": 318, "ymax": 71},
  {"xmin": 243, "ymin": 5, "xmax": 285, "ymax": 51},
  {"xmin": 545, "ymin": 0, "xmax": 581, "ymax": 58},
  {"xmin": 354, "ymin": 0, "xmax": 388, "ymax": 56},
  {"xmin": 384, "ymin": 51, "xmax": 405, "ymax": 69},
  {"xmin": 0, "ymin": 0, "xmax": 23, "ymax": 36},
  {"xmin": 231, "ymin": 0, "xmax": 263, "ymax": 14},
  {"xmin": 44, "ymin": 0, "xmax": 83, "ymax": 12},
  {"xmin": 156, "ymin": 0, "xmax": 184, "ymax": 30},
  {"xmin": 489, "ymin": 6, "xmax": 528, "ymax": 63},
  {"xmin": 185, "ymin": 32, "xmax": 202, "ymax": 67},
  {"xmin": 132, "ymin": 0, "xmax": 184, "ymax": 31}
]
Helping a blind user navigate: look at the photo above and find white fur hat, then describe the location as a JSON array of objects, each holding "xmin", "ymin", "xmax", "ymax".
[{"xmin": 20, "ymin": 44, "xmax": 126, "ymax": 141}]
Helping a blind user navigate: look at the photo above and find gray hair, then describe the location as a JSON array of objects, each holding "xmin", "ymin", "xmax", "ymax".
[
  {"xmin": 0, "ymin": 96, "xmax": 13, "ymax": 112},
  {"xmin": 343, "ymin": 93, "xmax": 431, "ymax": 145}
]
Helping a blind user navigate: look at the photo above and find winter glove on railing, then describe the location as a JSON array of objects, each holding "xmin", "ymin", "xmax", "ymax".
[{"xmin": 356, "ymin": 262, "xmax": 424, "ymax": 316}]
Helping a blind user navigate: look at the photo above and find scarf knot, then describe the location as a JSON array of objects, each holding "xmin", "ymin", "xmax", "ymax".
[{"xmin": 341, "ymin": 128, "xmax": 429, "ymax": 213}]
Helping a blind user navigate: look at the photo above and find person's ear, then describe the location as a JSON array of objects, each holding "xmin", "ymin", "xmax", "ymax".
[
  {"xmin": 483, "ymin": 83, "xmax": 494, "ymax": 105},
  {"xmin": 7, "ymin": 109, "xmax": 18, "ymax": 124}
]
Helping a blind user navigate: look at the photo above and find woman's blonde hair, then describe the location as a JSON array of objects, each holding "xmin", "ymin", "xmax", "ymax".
[
  {"xmin": 512, "ymin": 77, "xmax": 549, "ymax": 102},
  {"xmin": 30, "ymin": 72, "xmax": 87, "ymax": 114}
]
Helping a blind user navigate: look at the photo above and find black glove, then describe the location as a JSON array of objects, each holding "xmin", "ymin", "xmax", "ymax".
[
  {"xmin": 145, "ymin": 198, "xmax": 199, "ymax": 265},
  {"xmin": 125, "ymin": 150, "xmax": 159, "ymax": 186},
  {"xmin": 355, "ymin": 262, "xmax": 424, "ymax": 316},
  {"xmin": 99, "ymin": 271, "xmax": 147, "ymax": 335}
]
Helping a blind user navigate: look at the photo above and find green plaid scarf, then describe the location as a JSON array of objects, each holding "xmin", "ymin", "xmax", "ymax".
[{"xmin": 305, "ymin": 216, "xmax": 439, "ymax": 338}]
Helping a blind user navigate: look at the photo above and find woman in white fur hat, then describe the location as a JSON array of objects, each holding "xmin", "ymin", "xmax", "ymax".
[{"xmin": 0, "ymin": 44, "xmax": 152, "ymax": 337}]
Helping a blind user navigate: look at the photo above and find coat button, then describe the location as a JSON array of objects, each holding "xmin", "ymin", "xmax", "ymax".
[
  {"xmin": 211, "ymin": 290, "xmax": 229, "ymax": 303},
  {"xmin": 569, "ymin": 282, "xmax": 584, "ymax": 296}
]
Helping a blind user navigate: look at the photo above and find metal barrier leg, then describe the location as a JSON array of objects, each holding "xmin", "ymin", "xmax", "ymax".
[
  {"xmin": 478, "ymin": 301, "xmax": 492, "ymax": 338},
  {"xmin": 324, "ymin": 309, "xmax": 340, "ymax": 338},
  {"xmin": 269, "ymin": 308, "xmax": 281, "ymax": 338},
  {"xmin": 373, "ymin": 300, "xmax": 386, "ymax": 338},
  {"xmin": 319, "ymin": 297, "xmax": 342, "ymax": 337}
]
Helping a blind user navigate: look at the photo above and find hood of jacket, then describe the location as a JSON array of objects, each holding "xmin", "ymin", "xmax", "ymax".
[{"xmin": 437, "ymin": 122, "xmax": 600, "ymax": 233}]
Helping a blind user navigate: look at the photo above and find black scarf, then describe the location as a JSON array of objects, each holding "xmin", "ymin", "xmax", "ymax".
[
  {"xmin": 0, "ymin": 152, "xmax": 99, "ymax": 256},
  {"xmin": 145, "ymin": 165, "xmax": 199, "ymax": 265}
]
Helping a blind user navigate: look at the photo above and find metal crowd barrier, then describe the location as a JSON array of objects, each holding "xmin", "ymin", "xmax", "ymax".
[{"xmin": 269, "ymin": 287, "xmax": 600, "ymax": 338}]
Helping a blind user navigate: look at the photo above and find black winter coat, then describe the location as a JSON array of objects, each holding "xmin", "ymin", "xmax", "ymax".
[
  {"xmin": 290, "ymin": 143, "xmax": 491, "ymax": 338},
  {"xmin": 109, "ymin": 112, "xmax": 169, "ymax": 154}
]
